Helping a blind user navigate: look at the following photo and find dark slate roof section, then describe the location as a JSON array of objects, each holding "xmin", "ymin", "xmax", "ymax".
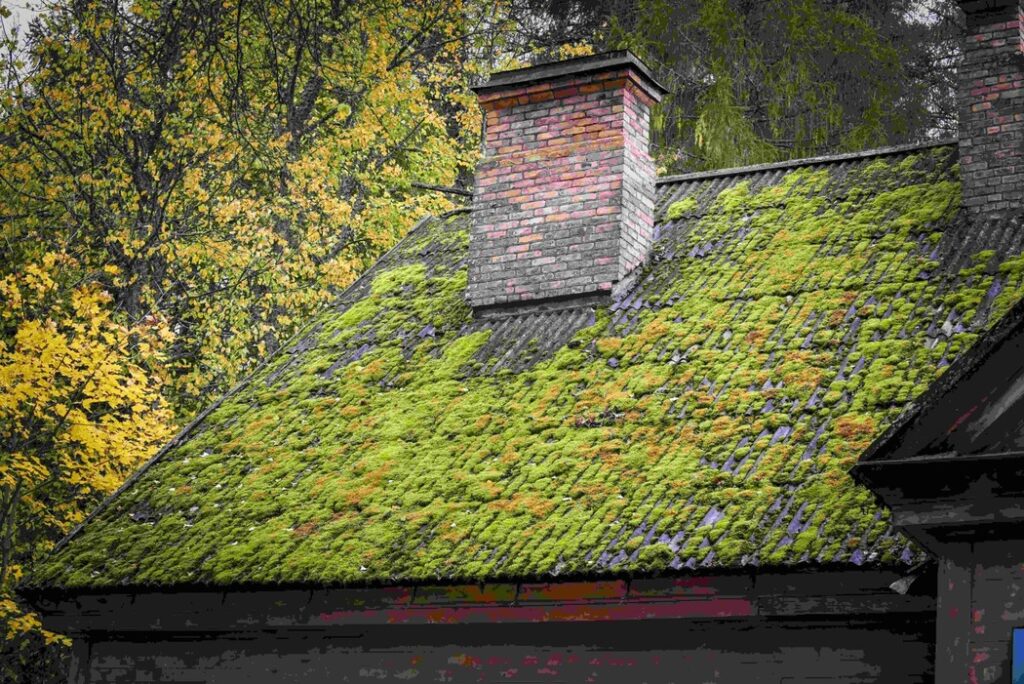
[{"xmin": 24, "ymin": 143, "xmax": 1024, "ymax": 591}]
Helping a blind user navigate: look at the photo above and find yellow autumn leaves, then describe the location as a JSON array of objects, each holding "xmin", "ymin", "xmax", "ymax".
[{"xmin": 0, "ymin": 253, "xmax": 173, "ymax": 647}]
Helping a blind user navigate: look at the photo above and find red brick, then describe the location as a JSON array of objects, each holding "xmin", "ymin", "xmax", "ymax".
[{"xmin": 469, "ymin": 55, "xmax": 663, "ymax": 308}]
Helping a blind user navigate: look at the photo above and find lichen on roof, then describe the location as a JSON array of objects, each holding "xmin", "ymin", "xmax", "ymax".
[{"xmin": 28, "ymin": 144, "xmax": 1024, "ymax": 590}]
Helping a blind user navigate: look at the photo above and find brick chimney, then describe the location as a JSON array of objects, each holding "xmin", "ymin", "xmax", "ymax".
[
  {"xmin": 468, "ymin": 51, "xmax": 668, "ymax": 311},
  {"xmin": 957, "ymin": 0, "xmax": 1023, "ymax": 219}
]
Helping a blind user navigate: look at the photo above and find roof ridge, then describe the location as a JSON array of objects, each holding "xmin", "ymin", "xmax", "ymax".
[{"xmin": 656, "ymin": 139, "xmax": 957, "ymax": 185}]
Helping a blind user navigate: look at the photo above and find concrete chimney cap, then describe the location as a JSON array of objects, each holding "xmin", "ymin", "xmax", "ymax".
[
  {"xmin": 472, "ymin": 50, "xmax": 669, "ymax": 103},
  {"xmin": 957, "ymin": 0, "xmax": 1019, "ymax": 13}
]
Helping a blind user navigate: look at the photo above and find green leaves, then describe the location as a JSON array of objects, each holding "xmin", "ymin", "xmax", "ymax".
[{"xmin": 605, "ymin": 0, "xmax": 949, "ymax": 171}]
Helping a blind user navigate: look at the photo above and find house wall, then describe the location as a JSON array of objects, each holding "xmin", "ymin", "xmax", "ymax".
[
  {"xmin": 937, "ymin": 540, "xmax": 1024, "ymax": 684},
  {"xmin": 78, "ymin": 618, "xmax": 933, "ymax": 684}
]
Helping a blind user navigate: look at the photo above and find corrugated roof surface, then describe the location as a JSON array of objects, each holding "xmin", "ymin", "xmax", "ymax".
[
  {"xmin": 28, "ymin": 143, "xmax": 1024, "ymax": 590},
  {"xmin": 857, "ymin": 293, "xmax": 1024, "ymax": 464}
]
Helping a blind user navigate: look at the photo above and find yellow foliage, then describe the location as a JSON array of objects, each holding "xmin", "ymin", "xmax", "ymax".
[{"xmin": 0, "ymin": 252, "xmax": 174, "ymax": 661}]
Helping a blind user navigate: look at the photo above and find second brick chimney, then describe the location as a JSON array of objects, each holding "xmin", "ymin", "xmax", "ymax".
[
  {"xmin": 957, "ymin": 0, "xmax": 1023, "ymax": 219},
  {"xmin": 468, "ymin": 52, "xmax": 668, "ymax": 311}
]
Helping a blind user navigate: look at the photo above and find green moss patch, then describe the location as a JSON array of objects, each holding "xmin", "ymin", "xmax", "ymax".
[{"xmin": 666, "ymin": 196, "xmax": 699, "ymax": 220}]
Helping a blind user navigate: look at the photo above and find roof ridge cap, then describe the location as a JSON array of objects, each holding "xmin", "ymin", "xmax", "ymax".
[{"xmin": 656, "ymin": 139, "xmax": 957, "ymax": 185}]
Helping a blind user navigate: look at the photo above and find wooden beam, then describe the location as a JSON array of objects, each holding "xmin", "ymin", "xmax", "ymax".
[
  {"xmin": 935, "ymin": 556, "xmax": 973, "ymax": 684},
  {"xmin": 67, "ymin": 638, "xmax": 90, "ymax": 684},
  {"xmin": 32, "ymin": 569, "xmax": 932, "ymax": 636}
]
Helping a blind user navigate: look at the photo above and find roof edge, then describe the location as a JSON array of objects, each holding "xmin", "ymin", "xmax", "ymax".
[
  {"xmin": 22, "ymin": 561, "xmax": 921, "ymax": 601},
  {"xmin": 854, "ymin": 294, "xmax": 1024, "ymax": 467},
  {"xmin": 657, "ymin": 139, "xmax": 957, "ymax": 186},
  {"xmin": 27, "ymin": 213, "xmax": 444, "ymax": 570}
]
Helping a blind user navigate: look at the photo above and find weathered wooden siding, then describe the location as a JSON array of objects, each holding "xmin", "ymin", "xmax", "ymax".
[
  {"xmin": 936, "ymin": 540, "xmax": 1024, "ymax": 684},
  {"xmin": 77, "ymin": 618, "xmax": 932, "ymax": 683}
]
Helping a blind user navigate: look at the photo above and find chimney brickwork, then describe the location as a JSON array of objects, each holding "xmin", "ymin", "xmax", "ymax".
[
  {"xmin": 469, "ymin": 52, "xmax": 667, "ymax": 310},
  {"xmin": 958, "ymin": 0, "xmax": 1024, "ymax": 219}
]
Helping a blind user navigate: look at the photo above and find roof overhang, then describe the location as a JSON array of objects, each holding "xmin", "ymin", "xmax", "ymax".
[
  {"xmin": 852, "ymin": 297, "xmax": 1024, "ymax": 557},
  {"xmin": 24, "ymin": 569, "xmax": 931, "ymax": 637},
  {"xmin": 852, "ymin": 450, "xmax": 1024, "ymax": 557}
]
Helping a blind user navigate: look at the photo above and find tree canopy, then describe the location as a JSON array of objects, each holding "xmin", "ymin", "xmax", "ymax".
[{"xmin": 527, "ymin": 0, "xmax": 960, "ymax": 169}]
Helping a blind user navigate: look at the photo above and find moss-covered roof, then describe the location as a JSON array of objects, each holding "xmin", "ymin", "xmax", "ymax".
[{"xmin": 29, "ymin": 143, "xmax": 1024, "ymax": 590}]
